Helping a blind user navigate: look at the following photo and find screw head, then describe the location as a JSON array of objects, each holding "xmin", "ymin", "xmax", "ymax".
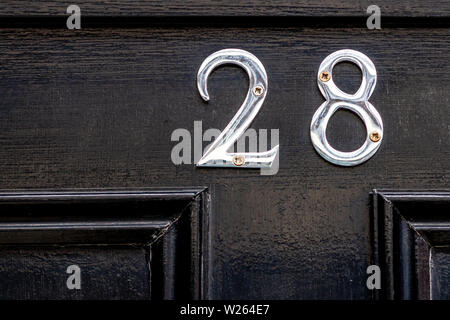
[
  {"xmin": 233, "ymin": 155, "xmax": 245, "ymax": 166},
  {"xmin": 369, "ymin": 131, "xmax": 381, "ymax": 142},
  {"xmin": 253, "ymin": 86, "xmax": 264, "ymax": 96},
  {"xmin": 319, "ymin": 71, "xmax": 331, "ymax": 82}
]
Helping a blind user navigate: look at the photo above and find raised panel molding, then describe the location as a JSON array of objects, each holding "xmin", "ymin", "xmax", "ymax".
[
  {"xmin": 0, "ymin": 188, "xmax": 210, "ymax": 300},
  {"xmin": 371, "ymin": 190, "xmax": 450, "ymax": 300}
]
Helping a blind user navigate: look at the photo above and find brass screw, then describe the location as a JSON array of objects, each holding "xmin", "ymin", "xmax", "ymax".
[
  {"xmin": 319, "ymin": 71, "xmax": 331, "ymax": 82},
  {"xmin": 369, "ymin": 131, "xmax": 381, "ymax": 142},
  {"xmin": 253, "ymin": 86, "xmax": 264, "ymax": 96},
  {"xmin": 233, "ymin": 155, "xmax": 245, "ymax": 166}
]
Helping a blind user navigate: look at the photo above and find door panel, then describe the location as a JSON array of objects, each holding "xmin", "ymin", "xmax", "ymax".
[
  {"xmin": 0, "ymin": 190, "xmax": 209, "ymax": 299},
  {"xmin": 372, "ymin": 191, "xmax": 450, "ymax": 300},
  {"xmin": 0, "ymin": 246, "xmax": 150, "ymax": 300},
  {"xmin": 432, "ymin": 247, "xmax": 450, "ymax": 300}
]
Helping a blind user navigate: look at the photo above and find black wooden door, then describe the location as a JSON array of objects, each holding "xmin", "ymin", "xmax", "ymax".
[{"xmin": 0, "ymin": 1, "xmax": 448, "ymax": 300}]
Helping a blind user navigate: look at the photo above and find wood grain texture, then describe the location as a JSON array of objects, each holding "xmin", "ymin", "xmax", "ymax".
[
  {"xmin": 0, "ymin": 0, "xmax": 449, "ymax": 17},
  {"xmin": 0, "ymin": 245, "xmax": 150, "ymax": 300},
  {"xmin": 0, "ymin": 25, "xmax": 448, "ymax": 299},
  {"xmin": 431, "ymin": 247, "xmax": 450, "ymax": 300}
]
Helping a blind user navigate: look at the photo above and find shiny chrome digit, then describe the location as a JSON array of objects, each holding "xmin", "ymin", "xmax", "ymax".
[
  {"xmin": 310, "ymin": 49, "xmax": 383, "ymax": 166},
  {"xmin": 196, "ymin": 49, "xmax": 279, "ymax": 168}
]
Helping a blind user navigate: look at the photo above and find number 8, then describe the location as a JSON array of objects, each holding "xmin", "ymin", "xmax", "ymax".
[{"xmin": 310, "ymin": 49, "xmax": 383, "ymax": 166}]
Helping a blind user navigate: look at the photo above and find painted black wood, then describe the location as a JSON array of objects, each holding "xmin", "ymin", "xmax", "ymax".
[
  {"xmin": 1, "ymin": 1, "xmax": 449, "ymax": 17},
  {"xmin": 0, "ymin": 1, "xmax": 448, "ymax": 300},
  {"xmin": 372, "ymin": 191, "xmax": 450, "ymax": 300},
  {"xmin": 0, "ymin": 189, "xmax": 210, "ymax": 299}
]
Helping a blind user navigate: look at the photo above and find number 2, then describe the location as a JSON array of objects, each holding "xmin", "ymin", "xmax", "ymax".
[{"xmin": 196, "ymin": 49, "xmax": 279, "ymax": 168}]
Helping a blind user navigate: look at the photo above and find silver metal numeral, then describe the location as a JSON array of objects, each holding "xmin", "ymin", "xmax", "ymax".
[
  {"xmin": 196, "ymin": 49, "xmax": 279, "ymax": 168},
  {"xmin": 310, "ymin": 49, "xmax": 383, "ymax": 166}
]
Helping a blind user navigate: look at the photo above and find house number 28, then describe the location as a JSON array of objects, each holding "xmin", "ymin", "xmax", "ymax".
[{"xmin": 196, "ymin": 48, "xmax": 383, "ymax": 168}]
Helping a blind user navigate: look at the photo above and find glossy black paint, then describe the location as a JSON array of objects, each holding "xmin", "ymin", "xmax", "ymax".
[
  {"xmin": 372, "ymin": 191, "xmax": 450, "ymax": 300},
  {"xmin": 0, "ymin": 1, "xmax": 448, "ymax": 300},
  {"xmin": 0, "ymin": 189, "xmax": 209, "ymax": 299}
]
